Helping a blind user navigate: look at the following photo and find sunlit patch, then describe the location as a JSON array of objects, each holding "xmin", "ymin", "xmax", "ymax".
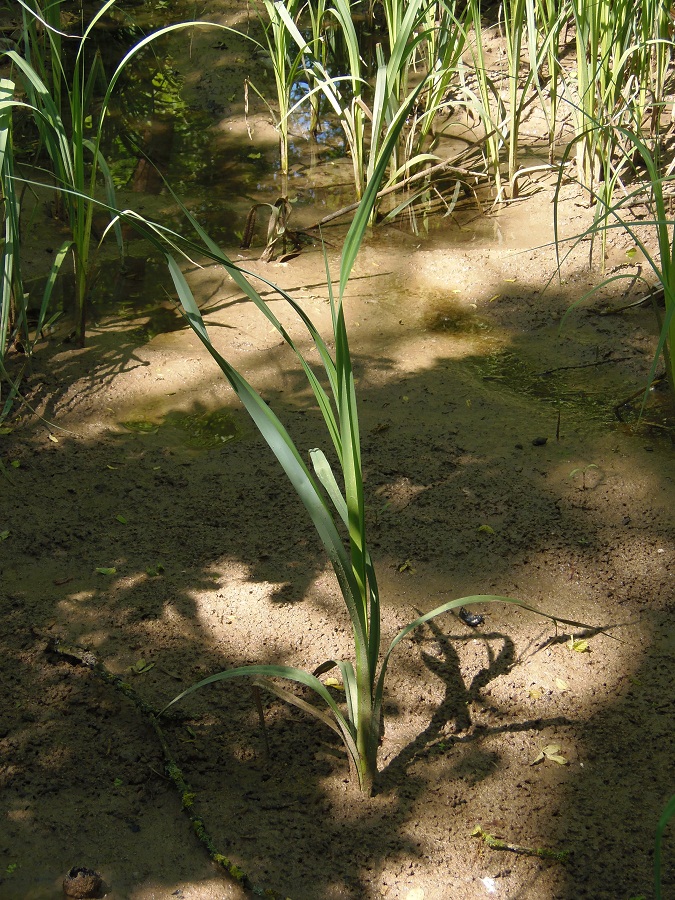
[{"xmin": 59, "ymin": 590, "xmax": 96, "ymax": 605}]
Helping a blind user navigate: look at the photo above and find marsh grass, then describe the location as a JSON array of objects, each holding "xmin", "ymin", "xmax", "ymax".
[
  {"xmin": 5, "ymin": 0, "xmax": 125, "ymax": 346},
  {"xmin": 149, "ymin": 74, "xmax": 598, "ymax": 797},
  {"xmin": 0, "ymin": 0, "xmax": 641, "ymax": 810},
  {"xmin": 248, "ymin": 0, "xmax": 305, "ymax": 175},
  {"xmin": 555, "ymin": 126, "xmax": 675, "ymax": 403}
]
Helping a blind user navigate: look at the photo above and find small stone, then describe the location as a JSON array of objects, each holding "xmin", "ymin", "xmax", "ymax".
[
  {"xmin": 62, "ymin": 866, "xmax": 103, "ymax": 899},
  {"xmin": 532, "ymin": 436, "xmax": 548, "ymax": 446}
]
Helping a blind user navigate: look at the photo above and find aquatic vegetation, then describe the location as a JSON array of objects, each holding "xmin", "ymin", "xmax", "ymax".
[
  {"xmin": 555, "ymin": 127, "xmax": 675, "ymax": 403},
  {"xmin": 3, "ymin": 0, "xmax": 125, "ymax": 348},
  {"xmin": 247, "ymin": 0, "xmax": 307, "ymax": 175},
  {"xmin": 158, "ymin": 79, "xmax": 585, "ymax": 796}
]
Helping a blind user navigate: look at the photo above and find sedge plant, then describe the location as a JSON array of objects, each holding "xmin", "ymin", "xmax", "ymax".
[
  {"xmin": 554, "ymin": 125, "xmax": 675, "ymax": 402},
  {"xmin": 158, "ymin": 75, "xmax": 571, "ymax": 796},
  {"xmin": 247, "ymin": 0, "xmax": 306, "ymax": 176},
  {"xmin": 6, "ymin": 0, "xmax": 124, "ymax": 346},
  {"xmin": 0, "ymin": 75, "xmax": 65, "ymax": 414},
  {"xmin": 413, "ymin": 0, "xmax": 468, "ymax": 154},
  {"xmin": 278, "ymin": 0, "xmax": 442, "ymax": 213},
  {"xmin": 1, "ymin": 11, "xmax": 594, "ymax": 795}
]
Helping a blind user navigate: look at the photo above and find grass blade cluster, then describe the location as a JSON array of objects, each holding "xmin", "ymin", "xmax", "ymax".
[
  {"xmin": 151, "ymin": 68, "xmax": 587, "ymax": 796},
  {"xmin": 554, "ymin": 124, "xmax": 675, "ymax": 411}
]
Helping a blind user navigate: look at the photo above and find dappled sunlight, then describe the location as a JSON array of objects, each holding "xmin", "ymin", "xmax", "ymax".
[{"xmin": 2, "ymin": 0, "xmax": 674, "ymax": 896}]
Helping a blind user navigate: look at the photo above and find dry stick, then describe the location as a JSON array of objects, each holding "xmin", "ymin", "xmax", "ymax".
[
  {"xmin": 534, "ymin": 356, "xmax": 636, "ymax": 376},
  {"xmin": 38, "ymin": 632, "xmax": 293, "ymax": 900}
]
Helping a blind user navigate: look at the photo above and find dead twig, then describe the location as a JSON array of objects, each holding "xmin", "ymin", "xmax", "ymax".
[{"xmin": 37, "ymin": 631, "xmax": 293, "ymax": 900}]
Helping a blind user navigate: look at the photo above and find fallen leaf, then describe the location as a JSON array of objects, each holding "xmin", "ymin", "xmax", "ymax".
[
  {"xmin": 478, "ymin": 524, "xmax": 495, "ymax": 534},
  {"xmin": 95, "ymin": 567, "xmax": 117, "ymax": 576},
  {"xmin": 130, "ymin": 659, "xmax": 155, "ymax": 675},
  {"xmin": 547, "ymin": 752, "xmax": 568, "ymax": 765},
  {"xmin": 48, "ymin": 433, "xmax": 59, "ymax": 443},
  {"xmin": 0, "ymin": 529, "xmax": 10, "ymax": 541},
  {"xmin": 555, "ymin": 678, "xmax": 569, "ymax": 692},
  {"xmin": 568, "ymin": 637, "xmax": 590, "ymax": 653},
  {"xmin": 324, "ymin": 677, "xmax": 345, "ymax": 691},
  {"xmin": 532, "ymin": 743, "xmax": 568, "ymax": 766},
  {"xmin": 115, "ymin": 514, "xmax": 128, "ymax": 525},
  {"xmin": 527, "ymin": 687, "xmax": 542, "ymax": 699}
]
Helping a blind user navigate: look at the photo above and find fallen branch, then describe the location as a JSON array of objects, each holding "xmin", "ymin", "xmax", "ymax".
[{"xmin": 37, "ymin": 631, "xmax": 293, "ymax": 900}]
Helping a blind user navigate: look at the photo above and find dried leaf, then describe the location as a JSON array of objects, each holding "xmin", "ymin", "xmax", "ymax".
[
  {"xmin": 548, "ymin": 753, "xmax": 569, "ymax": 765},
  {"xmin": 527, "ymin": 687, "xmax": 542, "ymax": 700},
  {"xmin": 478, "ymin": 524, "xmax": 495, "ymax": 534},
  {"xmin": 555, "ymin": 678, "xmax": 569, "ymax": 692},
  {"xmin": 324, "ymin": 677, "xmax": 345, "ymax": 691},
  {"xmin": 532, "ymin": 743, "xmax": 568, "ymax": 766},
  {"xmin": 48, "ymin": 433, "xmax": 59, "ymax": 443}
]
